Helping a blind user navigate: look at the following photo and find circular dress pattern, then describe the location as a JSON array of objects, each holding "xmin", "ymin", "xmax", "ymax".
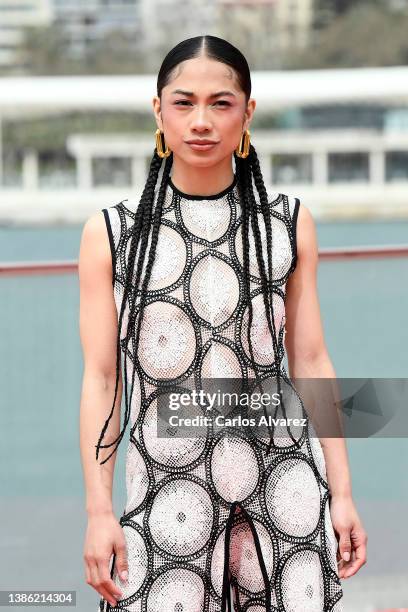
[{"xmin": 97, "ymin": 172, "xmax": 344, "ymax": 612}]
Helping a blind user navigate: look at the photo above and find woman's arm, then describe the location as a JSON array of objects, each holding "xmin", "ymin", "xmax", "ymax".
[
  {"xmin": 79, "ymin": 211, "xmax": 121, "ymax": 511},
  {"xmin": 78, "ymin": 211, "xmax": 127, "ymax": 606},
  {"xmin": 284, "ymin": 202, "xmax": 367, "ymax": 580}
]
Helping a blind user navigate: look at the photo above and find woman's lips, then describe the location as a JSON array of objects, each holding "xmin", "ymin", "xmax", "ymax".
[{"xmin": 187, "ymin": 142, "xmax": 219, "ymax": 151}]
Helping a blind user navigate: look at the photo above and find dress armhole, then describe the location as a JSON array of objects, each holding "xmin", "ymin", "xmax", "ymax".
[
  {"xmin": 102, "ymin": 208, "xmax": 116, "ymax": 288},
  {"xmin": 291, "ymin": 197, "xmax": 300, "ymax": 270}
]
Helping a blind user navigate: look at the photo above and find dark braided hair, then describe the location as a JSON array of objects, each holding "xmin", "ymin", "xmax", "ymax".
[{"xmin": 95, "ymin": 34, "xmax": 301, "ymax": 465}]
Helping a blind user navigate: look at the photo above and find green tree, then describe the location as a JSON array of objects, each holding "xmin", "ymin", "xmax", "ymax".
[
  {"xmin": 286, "ymin": 2, "xmax": 408, "ymax": 68},
  {"xmin": 10, "ymin": 24, "xmax": 146, "ymax": 76},
  {"xmin": 14, "ymin": 23, "xmax": 72, "ymax": 75}
]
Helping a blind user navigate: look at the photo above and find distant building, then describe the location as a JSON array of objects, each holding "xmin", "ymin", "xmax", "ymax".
[
  {"xmin": 51, "ymin": 0, "xmax": 143, "ymax": 59},
  {"xmin": 0, "ymin": 0, "xmax": 317, "ymax": 74},
  {"xmin": 273, "ymin": 0, "xmax": 313, "ymax": 50},
  {"xmin": 0, "ymin": 0, "xmax": 52, "ymax": 72}
]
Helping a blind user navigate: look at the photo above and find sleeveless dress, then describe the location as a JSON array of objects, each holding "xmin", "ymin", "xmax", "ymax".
[{"xmin": 98, "ymin": 173, "xmax": 344, "ymax": 612}]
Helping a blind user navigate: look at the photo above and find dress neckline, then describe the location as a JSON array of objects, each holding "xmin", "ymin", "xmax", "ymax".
[{"xmin": 168, "ymin": 173, "xmax": 237, "ymax": 201}]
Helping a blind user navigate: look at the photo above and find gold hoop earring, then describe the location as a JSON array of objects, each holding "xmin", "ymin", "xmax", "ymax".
[
  {"xmin": 235, "ymin": 129, "xmax": 250, "ymax": 159},
  {"xmin": 155, "ymin": 128, "xmax": 171, "ymax": 158}
]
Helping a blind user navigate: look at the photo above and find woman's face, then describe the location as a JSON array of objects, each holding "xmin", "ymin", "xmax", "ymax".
[{"xmin": 153, "ymin": 56, "xmax": 256, "ymax": 168}]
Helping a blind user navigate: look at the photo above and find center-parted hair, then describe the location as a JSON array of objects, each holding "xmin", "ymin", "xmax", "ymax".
[{"xmin": 95, "ymin": 34, "xmax": 300, "ymax": 465}]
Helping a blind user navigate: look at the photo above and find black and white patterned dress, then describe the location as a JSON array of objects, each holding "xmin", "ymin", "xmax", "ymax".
[{"xmin": 98, "ymin": 172, "xmax": 344, "ymax": 612}]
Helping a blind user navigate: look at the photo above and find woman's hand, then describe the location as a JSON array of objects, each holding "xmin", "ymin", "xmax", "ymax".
[
  {"xmin": 83, "ymin": 510, "xmax": 129, "ymax": 607},
  {"xmin": 329, "ymin": 494, "xmax": 368, "ymax": 579}
]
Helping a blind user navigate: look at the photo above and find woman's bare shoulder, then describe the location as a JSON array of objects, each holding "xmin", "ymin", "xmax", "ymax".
[
  {"xmin": 79, "ymin": 211, "xmax": 111, "ymax": 274},
  {"xmin": 295, "ymin": 200, "xmax": 318, "ymax": 263}
]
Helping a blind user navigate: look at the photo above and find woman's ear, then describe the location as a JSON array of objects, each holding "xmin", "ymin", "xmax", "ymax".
[{"xmin": 152, "ymin": 96, "xmax": 163, "ymax": 131}]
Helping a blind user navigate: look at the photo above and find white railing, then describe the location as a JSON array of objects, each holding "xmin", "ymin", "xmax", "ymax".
[{"xmin": 1, "ymin": 129, "xmax": 408, "ymax": 221}]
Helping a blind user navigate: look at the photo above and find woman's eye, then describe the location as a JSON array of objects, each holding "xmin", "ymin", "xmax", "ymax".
[{"xmin": 174, "ymin": 100, "xmax": 230, "ymax": 107}]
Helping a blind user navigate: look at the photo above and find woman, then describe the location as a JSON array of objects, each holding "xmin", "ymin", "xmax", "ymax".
[{"xmin": 79, "ymin": 35, "xmax": 367, "ymax": 612}]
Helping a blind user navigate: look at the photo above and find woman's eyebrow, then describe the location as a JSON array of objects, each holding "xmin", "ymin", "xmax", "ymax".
[{"xmin": 170, "ymin": 89, "xmax": 236, "ymax": 98}]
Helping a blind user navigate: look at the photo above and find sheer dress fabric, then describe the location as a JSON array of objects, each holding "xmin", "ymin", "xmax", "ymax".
[{"xmin": 97, "ymin": 174, "xmax": 344, "ymax": 612}]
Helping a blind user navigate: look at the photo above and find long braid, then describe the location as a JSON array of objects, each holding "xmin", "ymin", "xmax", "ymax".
[
  {"xmin": 249, "ymin": 146, "xmax": 302, "ymax": 452},
  {"xmin": 249, "ymin": 145, "xmax": 284, "ymax": 453},
  {"xmin": 245, "ymin": 151, "xmax": 279, "ymax": 449},
  {"xmin": 94, "ymin": 174, "xmax": 148, "ymax": 463},
  {"xmin": 127, "ymin": 155, "xmax": 173, "ymax": 445},
  {"xmin": 95, "ymin": 149, "xmax": 172, "ymax": 464},
  {"xmin": 235, "ymin": 152, "xmax": 258, "ymax": 380},
  {"xmin": 237, "ymin": 147, "xmax": 296, "ymax": 452},
  {"xmin": 116, "ymin": 153, "xmax": 164, "ymax": 463},
  {"xmin": 234, "ymin": 151, "xmax": 276, "ymax": 448}
]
